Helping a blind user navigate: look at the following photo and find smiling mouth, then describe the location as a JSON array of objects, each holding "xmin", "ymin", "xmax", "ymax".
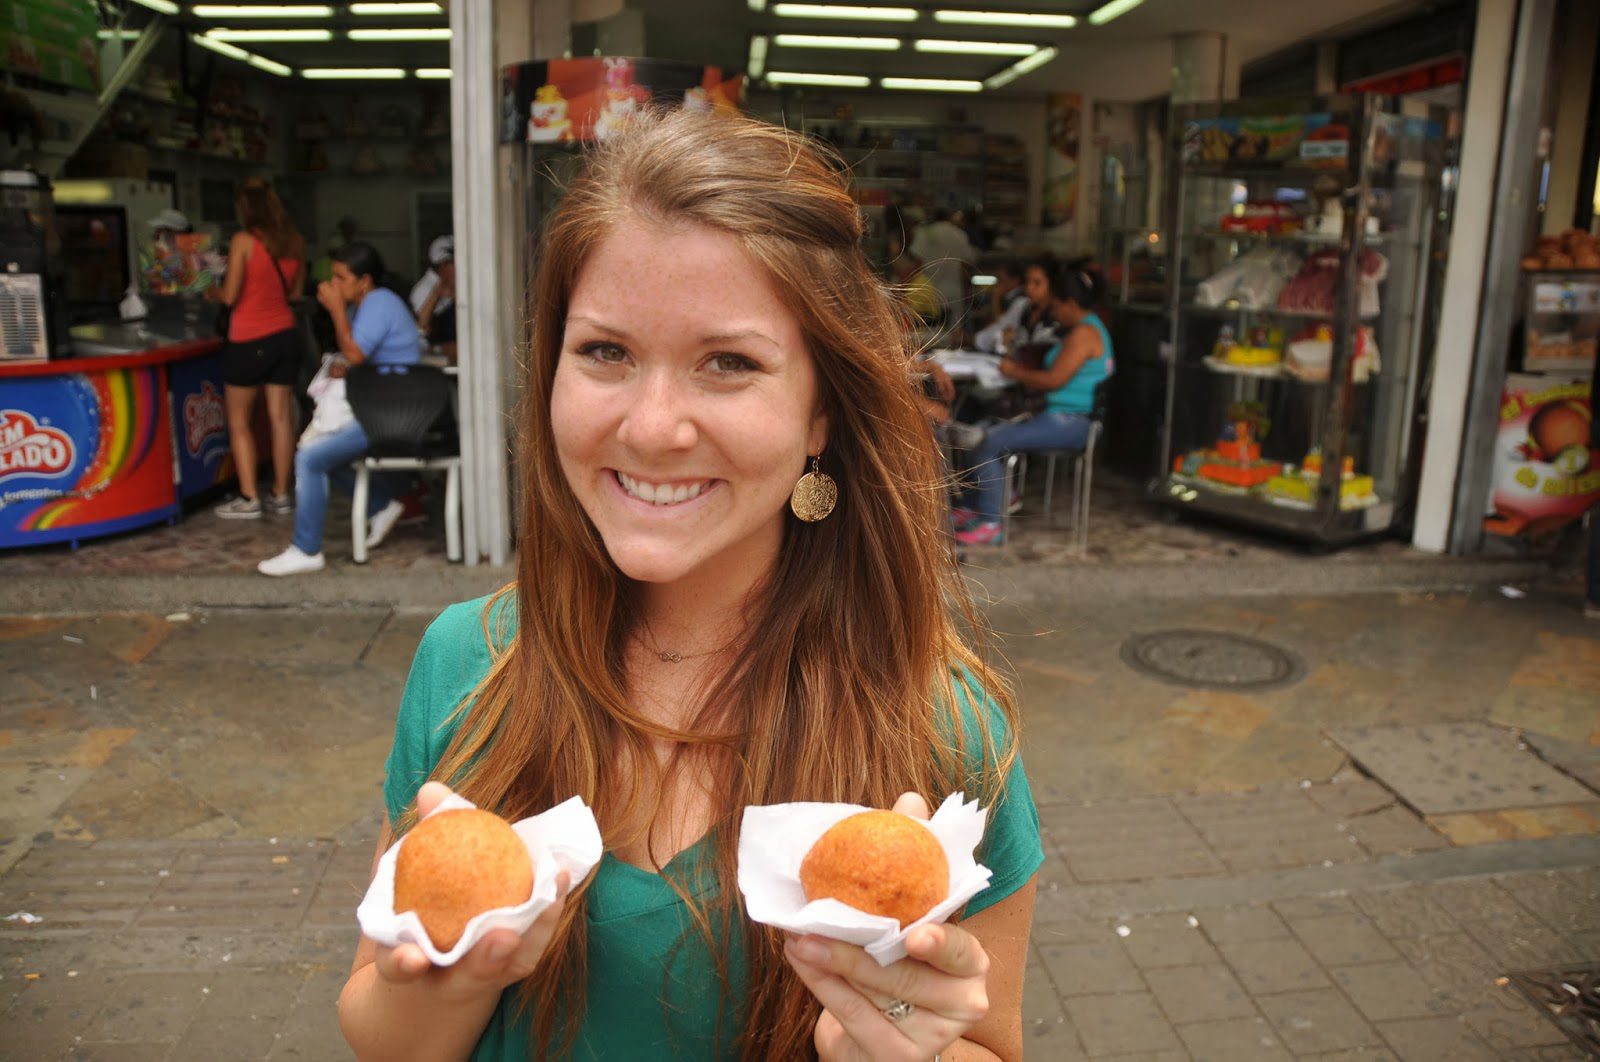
[{"xmin": 615, "ymin": 471, "xmax": 715, "ymax": 505}]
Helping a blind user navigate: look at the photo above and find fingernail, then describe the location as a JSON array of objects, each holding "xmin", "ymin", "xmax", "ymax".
[{"xmin": 790, "ymin": 936, "xmax": 829, "ymax": 964}]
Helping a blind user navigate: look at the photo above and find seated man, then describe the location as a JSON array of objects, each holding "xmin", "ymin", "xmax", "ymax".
[
  {"xmin": 257, "ymin": 242, "xmax": 420, "ymax": 576},
  {"xmin": 971, "ymin": 258, "xmax": 1028, "ymax": 353},
  {"xmin": 410, "ymin": 234, "xmax": 457, "ymax": 361}
]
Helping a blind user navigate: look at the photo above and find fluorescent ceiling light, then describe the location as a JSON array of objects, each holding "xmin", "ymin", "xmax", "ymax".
[
  {"xmin": 1088, "ymin": 0, "xmax": 1144, "ymax": 25},
  {"xmin": 747, "ymin": 0, "xmax": 767, "ymax": 9},
  {"xmin": 350, "ymin": 2, "xmax": 443, "ymax": 12},
  {"xmin": 97, "ymin": 29, "xmax": 143, "ymax": 39},
  {"xmin": 191, "ymin": 32, "xmax": 250, "ymax": 59},
  {"xmin": 748, "ymin": 35, "xmax": 769, "ymax": 79},
  {"xmin": 772, "ymin": 4, "xmax": 918, "ymax": 21},
  {"xmin": 349, "ymin": 27, "xmax": 451, "ymax": 39},
  {"xmin": 192, "ymin": 5, "xmax": 334, "ymax": 17},
  {"xmin": 881, "ymin": 76, "xmax": 983, "ymax": 92},
  {"xmin": 248, "ymin": 54, "xmax": 292, "ymax": 75},
  {"xmin": 983, "ymin": 44, "xmax": 1056, "ymax": 89},
  {"xmin": 207, "ymin": 28, "xmax": 333, "ymax": 40},
  {"xmin": 934, "ymin": 10, "xmax": 1076, "ymax": 28},
  {"xmin": 765, "ymin": 71, "xmax": 871, "ymax": 86},
  {"xmin": 915, "ymin": 38, "xmax": 1037, "ymax": 55},
  {"xmin": 415, "ymin": 67, "xmax": 451, "ymax": 78},
  {"xmin": 130, "ymin": 0, "xmax": 179, "ymax": 13},
  {"xmin": 301, "ymin": 67, "xmax": 407, "ymax": 78},
  {"xmin": 775, "ymin": 33, "xmax": 900, "ymax": 49}
]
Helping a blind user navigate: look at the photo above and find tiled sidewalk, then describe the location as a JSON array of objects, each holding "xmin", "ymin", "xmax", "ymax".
[
  {"xmin": 3, "ymin": 803, "xmax": 1595, "ymax": 1060},
  {"xmin": 1023, "ymin": 866, "xmax": 1599, "ymax": 1060}
]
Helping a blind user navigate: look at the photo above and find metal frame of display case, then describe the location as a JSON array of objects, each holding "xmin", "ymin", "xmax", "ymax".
[{"xmin": 1154, "ymin": 93, "xmax": 1444, "ymax": 545}]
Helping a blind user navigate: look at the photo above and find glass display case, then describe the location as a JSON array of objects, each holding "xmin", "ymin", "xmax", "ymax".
[{"xmin": 1155, "ymin": 94, "xmax": 1445, "ymax": 544}]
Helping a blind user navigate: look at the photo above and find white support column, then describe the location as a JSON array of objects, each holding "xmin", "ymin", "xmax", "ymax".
[
  {"xmin": 1171, "ymin": 32, "xmax": 1238, "ymax": 105},
  {"xmin": 1411, "ymin": 0, "xmax": 1518, "ymax": 553},
  {"xmin": 449, "ymin": 0, "xmax": 511, "ymax": 566}
]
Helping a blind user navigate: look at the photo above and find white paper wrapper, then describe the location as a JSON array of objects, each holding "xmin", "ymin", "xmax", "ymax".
[
  {"xmin": 356, "ymin": 793, "xmax": 603, "ymax": 967},
  {"xmin": 737, "ymin": 793, "xmax": 992, "ymax": 966}
]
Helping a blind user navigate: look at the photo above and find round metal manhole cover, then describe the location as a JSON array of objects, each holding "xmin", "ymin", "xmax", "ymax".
[{"xmin": 1120, "ymin": 629, "xmax": 1307, "ymax": 691}]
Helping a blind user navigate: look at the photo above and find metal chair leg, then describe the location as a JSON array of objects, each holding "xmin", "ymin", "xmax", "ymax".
[
  {"xmin": 352, "ymin": 462, "xmax": 370, "ymax": 564},
  {"xmin": 444, "ymin": 459, "xmax": 462, "ymax": 563},
  {"xmin": 1043, "ymin": 453, "xmax": 1059, "ymax": 521},
  {"xmin": 1001, "ymin": 453, "xmax": 1022, "ymax": 542}
]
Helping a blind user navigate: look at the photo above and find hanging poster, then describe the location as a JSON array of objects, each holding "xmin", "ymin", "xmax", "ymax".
[
  {"xmin": 499, "ymin": 57, "xmax": 745, "ymax": 145},
  {"xmin": 1484, "ymin": 374, "xmax": 1600, "ymax": 537},
  {"xmin": 1042, "ymin": 92, "xmax": 1081, "ymax": 228}
]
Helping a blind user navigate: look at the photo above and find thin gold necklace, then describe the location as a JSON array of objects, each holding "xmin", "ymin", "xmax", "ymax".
[{"xmin": 634, "ymin": 617, "xmax": 738, "ymax": 664}]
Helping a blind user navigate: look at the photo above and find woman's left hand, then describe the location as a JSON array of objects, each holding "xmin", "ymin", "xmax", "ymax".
[{"xmin": 785, "ymin": 793, "xmax": 990, "ymax": 1062}]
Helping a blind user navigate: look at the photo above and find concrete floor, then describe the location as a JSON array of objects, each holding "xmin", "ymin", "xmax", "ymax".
[{"xmin": 1, "ymin": 582, "xmax": 1597, "ymax": 1059}]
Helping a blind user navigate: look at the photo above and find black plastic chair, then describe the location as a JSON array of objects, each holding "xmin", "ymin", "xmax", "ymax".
[{"xmin": 345, "ymin": 362, "xmax": 460, "ymax": 563}]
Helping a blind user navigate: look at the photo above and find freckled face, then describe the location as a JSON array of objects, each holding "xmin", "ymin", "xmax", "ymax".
[{"xmin": 550, "ymin": 215, "xmax": 829, "ymax": 588}]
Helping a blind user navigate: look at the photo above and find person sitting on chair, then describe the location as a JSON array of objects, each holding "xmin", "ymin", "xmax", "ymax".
[
  {"xmin": 257, "ymin": 241, "xmax": 421, "ymax": 576},
  {"xmin": 952, "ymin": 263, "xmax": 1113, "ymax": 547}
]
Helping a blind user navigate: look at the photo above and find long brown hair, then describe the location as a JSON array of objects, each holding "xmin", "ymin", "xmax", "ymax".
[
  {"xmin": 413, "ymin": 108, "xmax": 1018, "ymax": 1059},
  {"xmin": 235, "ymin": 176, "xmax": 304, "ymax": 261}
]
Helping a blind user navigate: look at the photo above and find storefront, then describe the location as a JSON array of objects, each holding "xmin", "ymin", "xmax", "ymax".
[{"xmin": 6, "ymin": 0, "xmax": 1595, "ymax": 565}]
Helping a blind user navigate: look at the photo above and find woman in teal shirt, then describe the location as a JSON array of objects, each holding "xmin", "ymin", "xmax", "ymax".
[
  {"xmin": 339, "ymin": 110, "xmax": 1042, "ymax": 1062},
  {"xmin": 955, "ymin": 265, "xmax": 1113, "ymax": 546}
]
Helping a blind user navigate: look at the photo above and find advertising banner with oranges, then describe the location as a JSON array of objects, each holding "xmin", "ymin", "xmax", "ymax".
[{"xmin": 1484, "ymin": 374, "xmax": 1600, "ymax": 537}]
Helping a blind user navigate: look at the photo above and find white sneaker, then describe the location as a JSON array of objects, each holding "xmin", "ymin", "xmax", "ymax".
[
  {"xmin": 257, "ymin": 545, "xmax": 326, "ymax": 577},
  {"xmin": 365, "ymin": 499, "xmax": 405, "ymax": 550}
]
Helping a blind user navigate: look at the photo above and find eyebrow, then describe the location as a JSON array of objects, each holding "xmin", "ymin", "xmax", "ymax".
[{"xmin": 565, "ymin": 315, "xmax": 780, "ymax": 350}]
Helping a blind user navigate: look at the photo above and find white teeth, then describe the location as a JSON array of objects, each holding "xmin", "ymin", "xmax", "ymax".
[{"xmin": 618, "ymin": 472, "xmax": 709, "ymax": 506}]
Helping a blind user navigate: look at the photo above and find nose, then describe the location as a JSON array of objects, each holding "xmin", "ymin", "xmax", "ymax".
[{"xmin": 616, "ymin": 368, "xmax": 697, "ymax": 454}]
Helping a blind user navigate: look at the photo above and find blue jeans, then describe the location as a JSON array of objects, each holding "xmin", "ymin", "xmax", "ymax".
[
  {"xmin": 291, "ymin": 421, "xmax": 400, "ymax": 554},
  {"xmin": 966, "ymin": 411, "xmax": 1093, "ymax": 523}
]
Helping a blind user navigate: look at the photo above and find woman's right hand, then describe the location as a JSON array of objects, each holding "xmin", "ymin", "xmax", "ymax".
[{"xmin": 372, "ymin": 782, "xmax": 570, "ymax": 1004}]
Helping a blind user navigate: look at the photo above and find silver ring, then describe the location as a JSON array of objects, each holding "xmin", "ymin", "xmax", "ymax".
[{"xmin": 882, "ymin": 998, "xmax": 915, "ymax": 1022}]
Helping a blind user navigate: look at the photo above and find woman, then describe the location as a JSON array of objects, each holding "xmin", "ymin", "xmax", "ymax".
[
  {"xmin": 337, "ymin": 110, "xmax": 1041, "ymax": 1060},
  {"xmin": 212, "ymin": 178, "xmax": 306, "ymax": 520},
  {"xmin": 256, "ymin": 241, "xmax": 420, "ymax": 577},
  {"xmin": 1012, "ymin": 254, "xmax": 1066, "ymax": 353},
  {"xmin": 954, "ymin": 264, "xmax": 1114, "ymax": 547}
]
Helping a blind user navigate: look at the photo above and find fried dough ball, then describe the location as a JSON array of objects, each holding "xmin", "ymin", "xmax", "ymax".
[
  {"xmin": 394, "ymin": 808, "xmax": 534, "ymax": 950},
  {"xmin": 799, "ymin": 810, "xmax": 949, "ymax": 927}
]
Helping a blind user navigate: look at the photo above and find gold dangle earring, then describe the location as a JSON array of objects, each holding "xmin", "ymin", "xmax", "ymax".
[{"xmin": 789, "ymin": 454, "xmax": 838, "ymax": 522}]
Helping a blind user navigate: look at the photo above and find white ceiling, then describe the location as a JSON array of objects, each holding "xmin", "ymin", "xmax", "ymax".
[
  {"xmin": 121, "ymin": 0, "xmax": 1434, "ymax": 97},
  {"xmin": 640, "ymin": 0, "xmax": 1436, "ymax": 100}
]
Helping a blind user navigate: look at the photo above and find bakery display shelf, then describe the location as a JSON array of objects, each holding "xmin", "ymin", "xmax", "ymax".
[
  {"xmin": 1158, "ymin": 475, "xmax": 1391, "ymax": 539},
  {"xmin": 141, "ymin": 142, "xmax": 271, "ymax": 166},
  {"xmin": 1178, "ymin": 301, "xmax": 1378, "ymax": 323},
  {"xmin": 286, "ymin": 169, "xmax": 451, "ymax": 178},
  {"xmin": 1188, "ymin": 228, "xmax": 1399, "ymax": 247},
  {"xmin": 1154, "ymin": 93, "xmax": 1443, "ymax": 546}
]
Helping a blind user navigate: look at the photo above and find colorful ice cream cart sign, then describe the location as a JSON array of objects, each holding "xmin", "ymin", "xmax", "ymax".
[{"xmin": 0, "ymin": 368, "xmax": 179, "ymax": 547}]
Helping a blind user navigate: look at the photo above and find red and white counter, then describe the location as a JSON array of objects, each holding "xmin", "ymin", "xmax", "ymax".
[{"xmin": 0, "ymin": 326, "xmax": 230, "ymax": 549}]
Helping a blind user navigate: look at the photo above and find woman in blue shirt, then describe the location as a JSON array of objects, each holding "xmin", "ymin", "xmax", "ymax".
[
  {"xmin": 955, "ymin": 263, "xmax": 1113, "ymax": 546},
  {"xmin": 258, "ymin": 241, "xmax": 421, "ymax": 576}
]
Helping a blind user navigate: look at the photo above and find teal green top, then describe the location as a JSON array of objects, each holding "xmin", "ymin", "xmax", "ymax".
[
  {"xmin": 383, "ymin": 595, "xmax": 1044, "ymax": 1061},
  {"xmin": 1044, "ymin": 312, "xmax": 1114, "ymax": 416}
]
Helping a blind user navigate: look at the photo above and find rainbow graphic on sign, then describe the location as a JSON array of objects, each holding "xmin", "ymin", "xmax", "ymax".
[{"xmin": 0, "ymin": 366, "xmax": 178, "ymax": 548}]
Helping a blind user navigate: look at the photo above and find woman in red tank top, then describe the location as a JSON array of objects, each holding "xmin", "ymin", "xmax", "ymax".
[{"xmin": 210, "ymin": 178, "xmax": 307, "ymax": 519}]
